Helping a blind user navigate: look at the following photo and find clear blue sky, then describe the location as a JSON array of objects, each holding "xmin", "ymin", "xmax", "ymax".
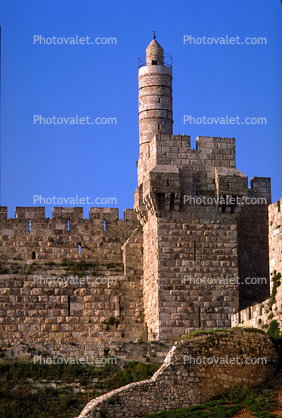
[{"xmin": 0, "ymin": 0, "xmax": 281, "ymax": 219}]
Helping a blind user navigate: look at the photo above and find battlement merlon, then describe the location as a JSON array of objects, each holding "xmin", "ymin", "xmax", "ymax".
[
  {"xmin": 135, "ymin": 134, "xmax": 272, "ymax": 219},
  {"xmin": 247, "ymin": 177, "xmax": 271, "ymax": 204},
  {"xmin": 269, "ymin": 197, "xmax": 282, "ymax": 215},
  {"xmin": 137, "ymin": 135, "xmax": 238, "ymax": 189},
  {"xmin": 0, "ymin": 207, "xmax": 140, "ymax": 261},
  {"xmin": 0, "ymin": 207, "xmax": 137, "ymax": 221},
  {"xmin": 138, "ymin": 135, "xmax": 236, "ymax": 172}
]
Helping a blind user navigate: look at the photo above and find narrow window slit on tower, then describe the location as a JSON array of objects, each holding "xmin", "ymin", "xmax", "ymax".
[
  {"xmin": 170, "ymin": 193, "xmax": 175, "ymax": 211},
  {"xmin": 103, "ymin": 220, "xmax": 106, "ymax": 231},
  {"xmin": 198, "ymin": 306, "xmax": 201, "ymax": 328},
  {"xmin": 167, "ymin": 179, "xmax": 169, "ymax": 186},
  {"xmin": 248, "ymin": 307, "xmax": 251, "ymax": 320},
  {"xmin": 68, "ymin": 295, "xmax": 71, "ymax": 316},
  {"xmin": 158, "ymin": 123, "xmax": 161, "ymax": 131},
  {"xmin": 29, "ymin": 219, "xmax": 32, "ymax": 231},
  {"xmin": 231, "ymin": 196, "xmax": 237, "ymax": 214},
  {"xmin": 78, "ymin": 244, "xmax": 81, "ymax": 255},
  {"xmin": 32, "ymin": 251, "xmax": 36, "ymax": 260},
  {"xmin": 194, "ymin": 241, "xmax": 196, "ymax": 261},
  {"xmin": 157, "ymin": 193, "xmax": 165, "ymax": 212},
  {"xmin": 278, "ymin": 202, "xmax": 281, "ymax": 213},
  {"xmin": 67, "ymin": 219, "xmax": 70, "ymax": 231},
  {"xmin": 158, "ymin": 98, "xmax": 160, "ymax": 103},
  {"xmin": 222, "ymin": 195, "xmax": 227, "ymax": 213},
  {"xmin": 195, "ymin": 184, "xmax": 199, "ymax": 196}
]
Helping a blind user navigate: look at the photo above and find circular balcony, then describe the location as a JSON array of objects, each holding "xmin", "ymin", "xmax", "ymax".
[{"xmin": 138, "ymin": 53, "xmax": 172, "ymax": 69}]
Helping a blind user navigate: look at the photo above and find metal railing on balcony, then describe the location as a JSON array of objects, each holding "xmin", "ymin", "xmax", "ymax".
[{"xmin": 138, "ymin": 53, "xmax": 172, "ymax": 69}]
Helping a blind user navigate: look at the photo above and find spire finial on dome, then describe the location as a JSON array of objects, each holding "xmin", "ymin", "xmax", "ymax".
[{"xmin": 152, "ymin": 31, "xmax": 156, "ymax": 40}]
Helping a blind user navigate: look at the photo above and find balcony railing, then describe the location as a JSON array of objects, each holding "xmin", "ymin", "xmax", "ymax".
[{"xmin": 138, "ymin": 53, "xmax": 172, "ymax": 69}]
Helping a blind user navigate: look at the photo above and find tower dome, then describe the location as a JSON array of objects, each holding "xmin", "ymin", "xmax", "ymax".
[{"xmin": 146, "ymin": 39, "xmax": 164, "ymax": 66}]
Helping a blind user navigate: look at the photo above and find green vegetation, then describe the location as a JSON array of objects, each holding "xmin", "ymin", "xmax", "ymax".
[
  {"xmin": 177, "ymin": 327, "xmax": 265, "ymax": 344},
  {"xmin": 24, "ymin": 263, "xmax": 35, "ymax": 275},
  {"xmin": 44, "ymin": 261, "xmax": 55, "ymax": 267},
  {"xmin": 105, "ymin": 316, "xmax": 120, "ymax": 331},
  {"xmin": 124, "ymin": 223, "xmax": 142, "ymax": 242},
  {"xmin": 108, "ymin": 316, "xmax": 116, "ymax": 326},
  {"xmin": 103, "ymin": 262, "xmax": 123, "ymax": 271},
  {"xmin": 61, "ymin": 259, "xmax": 123, "ymax": 276},
  {"xmin": 0, "ymin": 360, "xmax": 160, "ymax": 418},
  {"xmin": 270, "ymin": 271, "xmax": 281, "ymax": 306},
  {"xmin": 0, "ymin": 262, "xmax": 8, "ymax": 274},
  {"xmin": 268, "ymin": 319, "xmax": 282, "ymax": 340},
  {"xmin": 144, "ymin": 386, "xmax": 278, "ymax": 418},
  {"xmin": 60, "ymin": 259, "xmax": 97, "ymax": 278},
  {"xmin": 10, "ymin": 263, "xmax": 20, "ymax": 274},
  {"xmin": 177, "ymin": 328, "xmax": 230, "ymax": 342}
]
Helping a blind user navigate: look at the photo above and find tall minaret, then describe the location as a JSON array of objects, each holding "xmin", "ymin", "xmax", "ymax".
[{"xmin": 138, "ymin": 33, "xmax": 173, "ymax": 154}]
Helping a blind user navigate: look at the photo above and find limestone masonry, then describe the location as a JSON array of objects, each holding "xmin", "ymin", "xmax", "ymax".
[
  {"xmin": 0, "ymin": 37, "xmax": 281, "ymax": 361},
  {"xmin": 78, "ymin": 329, "xmax": 279, "ymax": 418}
]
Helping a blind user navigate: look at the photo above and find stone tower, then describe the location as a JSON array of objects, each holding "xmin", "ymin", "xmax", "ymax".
[
  {"xmin": 138, "ymin": 34, "xmax": 173, "ymax": 184},
  {"xmin": 0, "ymin": 36, "xmax": 272, "ymax": 357},
  {"xmin": 134, "ymin": 36, "xmax": 270, "ymax": 341}
]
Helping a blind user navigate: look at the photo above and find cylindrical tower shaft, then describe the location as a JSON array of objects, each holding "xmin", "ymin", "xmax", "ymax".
[{"xmin": 138, "ymin": 37, "xmax": 173, "ymax": 153}]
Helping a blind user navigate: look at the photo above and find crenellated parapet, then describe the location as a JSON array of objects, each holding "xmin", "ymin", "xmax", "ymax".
[
  {"xmin": 269, "ymin": 198, "xmax": 282, "ymax": 279},
  {"xmin": 0, "ymin": 207, "xmax": 139, "ymax": 262},
  {"xmin": 135, "ymin": 134, "xmax": 249, "ymax": 221}
]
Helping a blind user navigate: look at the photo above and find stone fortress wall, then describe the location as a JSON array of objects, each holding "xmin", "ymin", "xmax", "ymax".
[
  {"xmin": 232, "ymin": 197, "xmax": 282, "ymax": 329},
  {"xmin": 78, "ymin": 329, "xmax": 279, "ymax": 418},
  {"xmin": 0, "ymin": 35, "xmax": 281, "ymax": 365},
  {"xmin": 269, "ymin": 198, "xmax": 282, "ymax": 280},
  {"xmin": 135, "ymin": 132, "xmax": 271, "ymax": 341},
  {"xmin": 0, "ymin": 206, "xmax": 138, "ymax": 262},
  {"xmin": 133, "ymin": 36, "xmax": 273, "ymax": 342},
  {"xmin": 0, "ymin": 207, "xmax": 146, "ymax": 360}
]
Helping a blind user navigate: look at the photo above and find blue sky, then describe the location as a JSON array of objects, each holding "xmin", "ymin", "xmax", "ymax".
[{"xmin": 0, "ymin": 0, "xmax": 281, "ymax": 219}]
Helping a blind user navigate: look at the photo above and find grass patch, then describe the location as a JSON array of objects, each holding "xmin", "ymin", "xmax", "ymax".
[
  {"xmin": 144, "ymin": 386, "xmax": 278, "ymax": 418},
  {"xmin": 0, "ymin": 360, "xmax": 160, "ymax": 418},
  {"xmin": 177, "ymin": 327, "xmax": 266, "ymax": 343},
  {"xmin": 60, "ymin": 259, "xmax": 97, "ymax": 278}
]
